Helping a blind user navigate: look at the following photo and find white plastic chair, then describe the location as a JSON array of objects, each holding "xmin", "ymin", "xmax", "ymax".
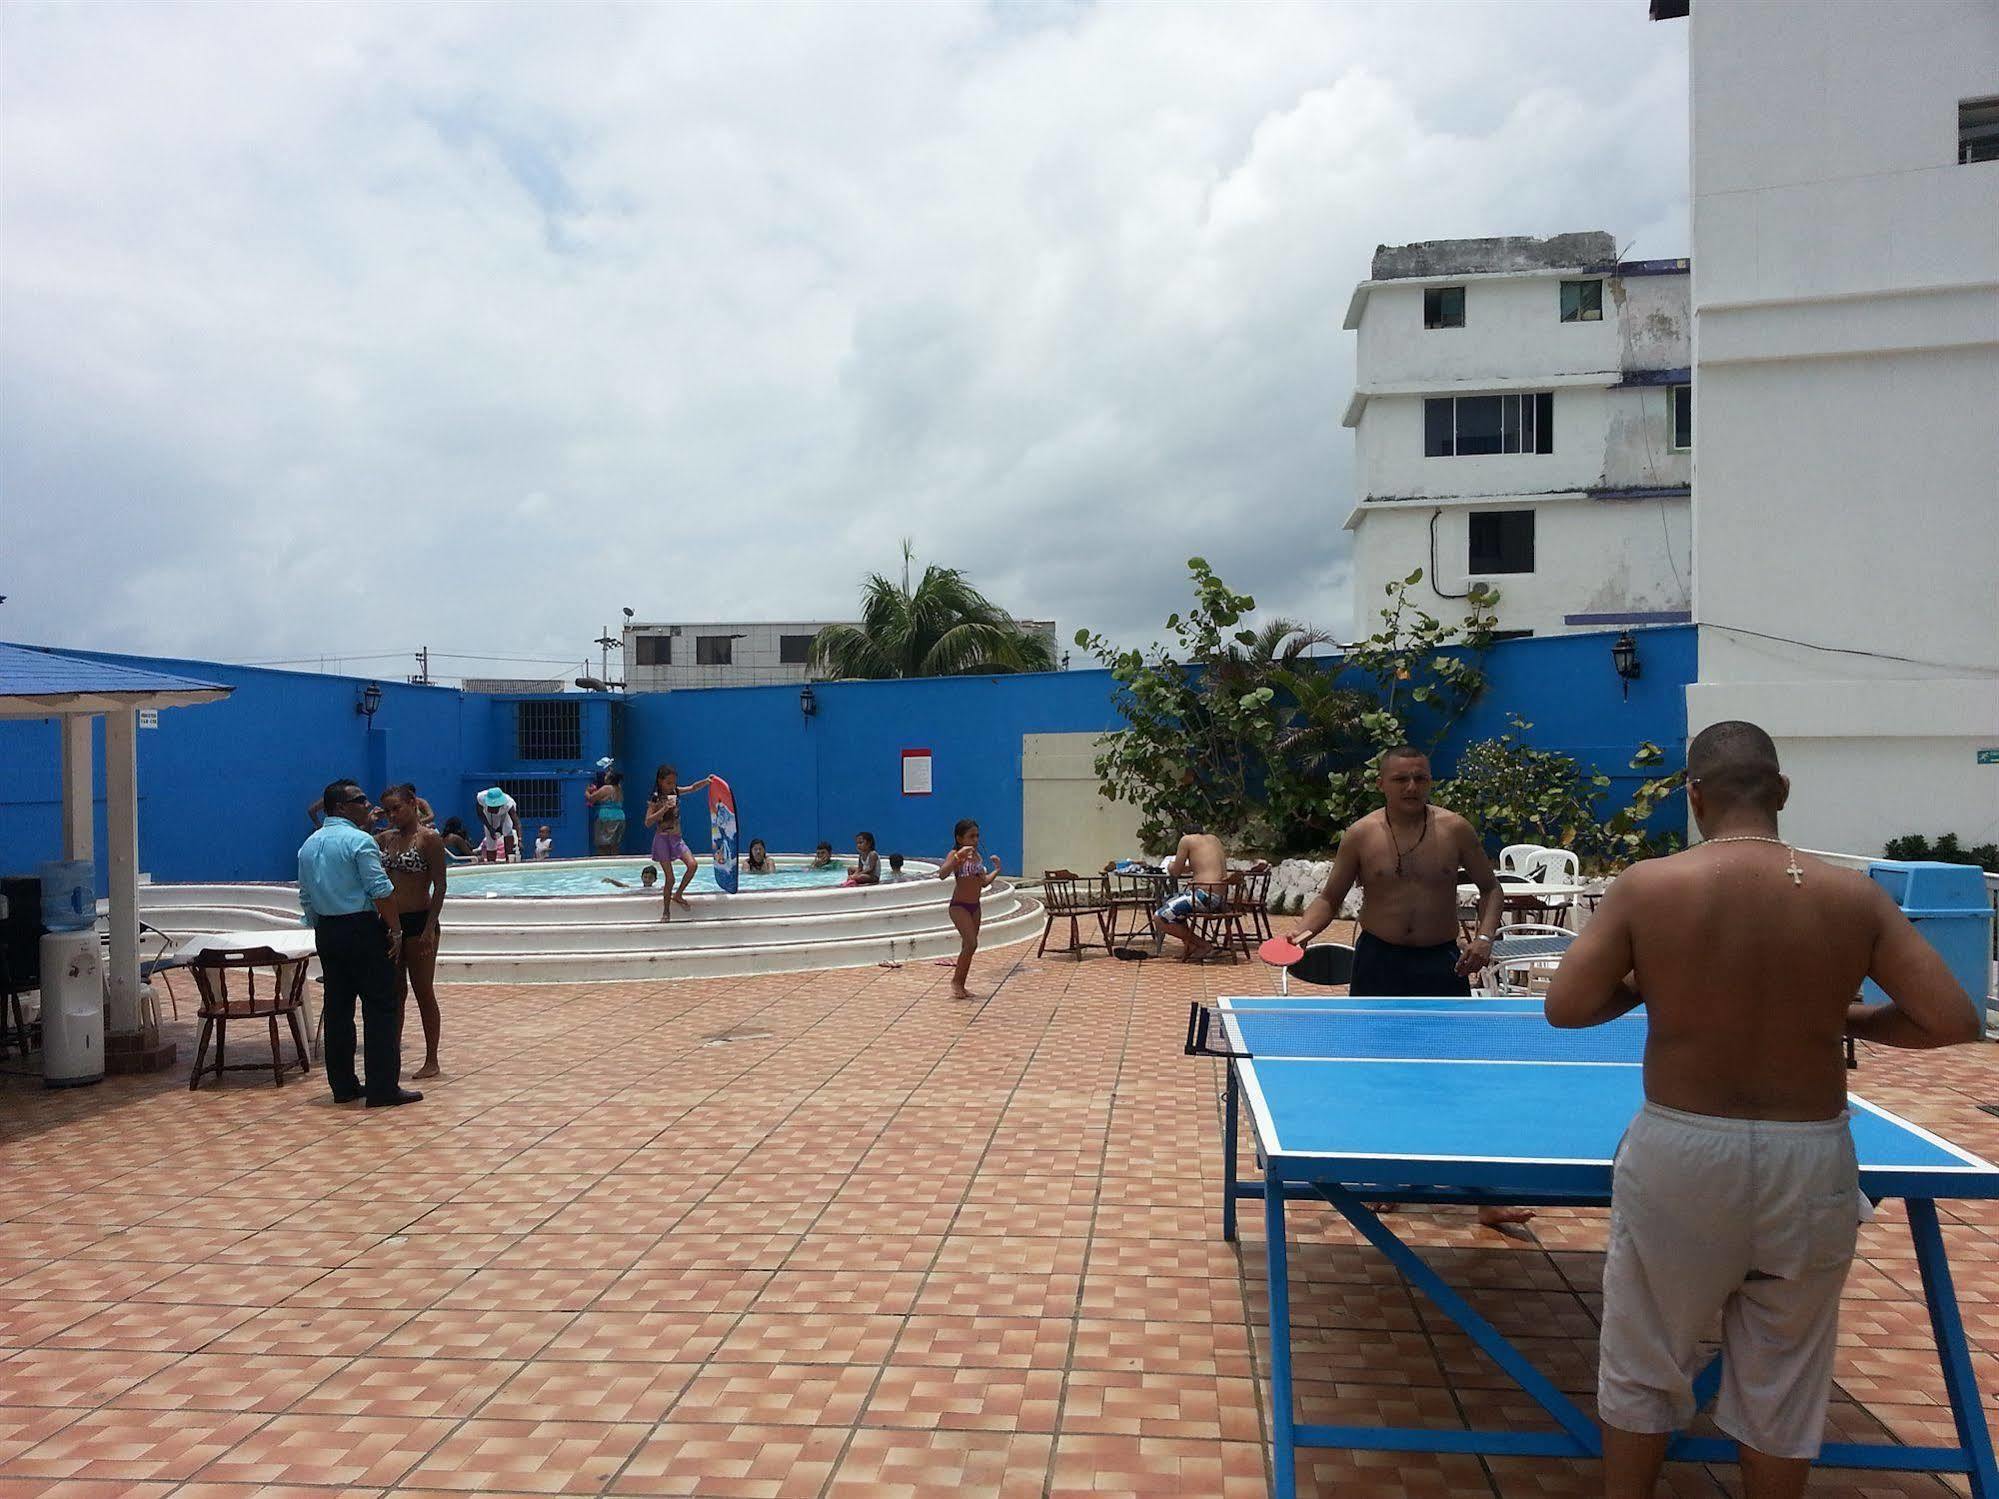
[
  {"xmin": 1523, "ymin": 848, "xmax": 1582, "ymax": 928},
  {"xmin": 1499, "ymin": 844, "xmax": 1545, "ymax": 876},
  {"xmin": 1479, "ymin": 922, "xmax": 1575, "ymax": 997}
]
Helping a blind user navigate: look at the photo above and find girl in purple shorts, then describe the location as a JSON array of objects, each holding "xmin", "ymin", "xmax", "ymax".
[{"xmin": 644, "ymin": 764, "xmax": 713, "ymax": 921}]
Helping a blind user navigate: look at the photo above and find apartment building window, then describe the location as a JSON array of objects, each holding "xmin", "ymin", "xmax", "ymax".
[
  {"xmin": 1491, "ymin": 629, "xmax": 1535, "ymax": 641},
  {"xmin": 516, "ymin": 700, "xmax": 581, "ymax": 761},
  {"xmin": 1424, "ymin": 392, "xmax": 1554, "ymax": 457},
  {"xmin": 1560, "ymin": 279, "xmax": 1603, "ymax": 322},
  {"xmin": 695, "ymin": 635, "xmax": 734, "ymax": 667},
  {"xmin": 779, "ymin": 634, "xmax": 815, "ymax": 665},
  {"xmin": 634, "ymin": 634, "xmax": 671, "ymax": 666},
  {"xmin": 1961, "ymin": 97, "xmax": 1999, "ymax": 164},
  {"xmin": 1423, "ymin": 286, "xmax": 1465, "ymax": 329},
  {"xmin": 1669, "ymin": 384, "xmax": 1692, "ymax": 451},
  {"xmin": 1468, "ymin": 510, "xmax": 1535, "ymax": 575}
]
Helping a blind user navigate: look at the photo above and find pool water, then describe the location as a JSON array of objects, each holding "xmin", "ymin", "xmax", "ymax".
[{"xmin": 454, "ymin": 859, "xmax": 854, "ymax": 898}]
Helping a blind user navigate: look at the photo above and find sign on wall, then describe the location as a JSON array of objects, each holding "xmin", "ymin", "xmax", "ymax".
[
  {"xmin": 901, "ymin": 748, "xmax": 933, "ymax": 796},
  {"xmin": 137, "ymin": 709, "xmax": 159, "ymax": 729}
]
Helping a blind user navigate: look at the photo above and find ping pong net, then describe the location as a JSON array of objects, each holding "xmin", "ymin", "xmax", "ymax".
[{"xmin": 1184, "ymin": 1000, "xmax": 1645, "ymax": 1064}]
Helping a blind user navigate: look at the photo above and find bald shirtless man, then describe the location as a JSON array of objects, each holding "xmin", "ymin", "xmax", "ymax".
[
  {"xmin": 1157, "ymin": 829, "xmax": 1231, "ymax": 962},
  {"xmin": 1286, "ymin": 745, "xmax": 1504, "ymax": 998},
  {"xmin": 1546, "ymin": 720, "xmax": 1979, "ymax": 1499},
  {"xmin": 1286, "ymin": 746, "xmax": 1522, "ymax": 1228}
]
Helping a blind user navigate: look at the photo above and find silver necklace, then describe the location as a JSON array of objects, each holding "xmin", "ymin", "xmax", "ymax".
[{"xmin": 1703, "ymin": 835, "xmax": 1805, "ymax": 886}]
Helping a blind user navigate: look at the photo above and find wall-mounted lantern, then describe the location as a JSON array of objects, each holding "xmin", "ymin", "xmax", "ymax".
[
  {"xmin": 356, "ymin": 682, "xmax": 383, "ymax": 720},
  {"xmin": 1612, "ymin": 632, "xmax": 1642, "ymax": 700},
  {"xmin": 799, "ymin": 685, "xmax": 818, "ymax": 718}
]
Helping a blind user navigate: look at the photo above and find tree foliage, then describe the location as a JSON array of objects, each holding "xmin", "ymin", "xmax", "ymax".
[
  {"xmin": 1432, "ymin": 717, "xmax": 1686, "ymax": 871},
  {"xmin": 1074, "ymin": 559, "xmax": 1498, "ymax": 857},
  {"xmin": 811, "ymin": 543, "xmax": 1055, "ymax": 679}
]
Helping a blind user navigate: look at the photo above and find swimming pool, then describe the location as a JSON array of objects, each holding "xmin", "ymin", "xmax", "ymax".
[
  {"xmin": 141, "ymin": 854, "xmax": 1044, "ymax": 982},
  {"xmin": 452, "ymin": 858, "xmax": 852, "ymax": 898}
]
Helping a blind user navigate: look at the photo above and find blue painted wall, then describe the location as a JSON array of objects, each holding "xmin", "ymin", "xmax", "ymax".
[
  {"xmin": 617, "ymin": 670, "xmax": 1125, "ymax": 873},
  {"xmin": 1431, "ymin": 625, "xmax": 1693, "ymax": 834},
  {"xmin": 0, "ymin": 626, "xmax": 1693, "ymax": 889}
]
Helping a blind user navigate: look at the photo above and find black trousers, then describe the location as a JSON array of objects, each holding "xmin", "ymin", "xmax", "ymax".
[
  {"xmin": 1351, "ymin": 930, "xmax": 1472, "ymax": 998},
  {"xmin": 315, "ymin": 911, "xmax": 402, "ymax": 1102}
]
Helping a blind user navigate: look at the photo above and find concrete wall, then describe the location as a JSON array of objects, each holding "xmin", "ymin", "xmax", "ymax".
[
  {"xmin": 1685, "ymin": 0, "xmax": 1999, "ymax": 852},
  {"xmin": 1350, "ymin": 494, "xmax": 1691, "ymax": 639},
  {"xmin": 1353, "ymin": 276, "xmax": 1626, "ymax": 389},
  {"xmin": 1022, "ymin": 732, "xmax": 1147, "ymax": 875}
]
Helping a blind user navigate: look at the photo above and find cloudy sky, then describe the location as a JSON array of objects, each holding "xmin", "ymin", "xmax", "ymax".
[{"xmin": 1, "ymin": 0, "xmax": 1687, "ymax": 682}]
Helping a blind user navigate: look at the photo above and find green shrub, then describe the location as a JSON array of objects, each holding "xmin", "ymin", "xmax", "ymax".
[{"xmin": 1882, "ymin": 833, "xmax": 1999, "ymax": 873}]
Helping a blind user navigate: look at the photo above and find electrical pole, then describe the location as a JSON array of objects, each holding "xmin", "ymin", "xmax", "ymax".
[
  {"xmin": 595, "ymin": 626, "xmax": 620, "ymax": 691},
  {"xmin": 411, "ymin": 646, "xmax": 430, "ymax": 685}
]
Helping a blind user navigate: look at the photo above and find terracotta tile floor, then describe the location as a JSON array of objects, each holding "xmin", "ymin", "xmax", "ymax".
[{"xmin": 6, "ymin": 935, "xmax": 1999, "ymax": 1496}]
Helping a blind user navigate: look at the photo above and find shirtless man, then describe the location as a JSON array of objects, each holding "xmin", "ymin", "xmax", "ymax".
[
  {"xmin": 1156, "ymin": 829, "xmax": 1231, "ymax": 961},
  {"xmin": 1546, "ymin": 721, "xmax": 1978, "ymax": 1499},
  {"xmin": 1286, "ymin": 745, "xmax": 1504, "ymax": 997},
  {"xmin": 1285, "ymin": 745, "xmax": 1517, "ymax": 1224}
]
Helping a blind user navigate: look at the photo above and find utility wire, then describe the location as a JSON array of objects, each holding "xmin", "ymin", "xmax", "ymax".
[{"xmin": 1697, "ymin": 621, "xmax": 1999, "ymax": 676}]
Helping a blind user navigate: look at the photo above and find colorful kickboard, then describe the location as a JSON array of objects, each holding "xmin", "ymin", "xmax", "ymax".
[{"xmin": 708, "ymin": 776, "xmax": 739, "ymax": 894}]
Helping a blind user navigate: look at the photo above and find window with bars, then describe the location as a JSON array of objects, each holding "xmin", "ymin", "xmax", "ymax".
[
  {"xmin": 516, "ymin": 700, "xmax": 581, "ymax": 760},
  {"xmin": 696, "ymin": 636, "xmax": 734, "ymax": 666},
  {"xmin": 635, "ymin": 634, "xmax": 672, "ymax": 666},
  {"xmin": 779, "ymin": 634, "xmax": 815, "ymax": 665},
  {"xmin": 1423, "ymin": 286, "xmax": 1465, "ymax": 329},
  {"xmin": 1424, "ymin": 393, "xmax": 1554, "ymax": 457},
  {"xmin": 497, "ymin": 778, "xmax": 562, "ymax": 821}
]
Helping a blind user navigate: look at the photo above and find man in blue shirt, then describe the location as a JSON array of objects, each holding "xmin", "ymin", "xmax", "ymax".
[{"xmin": 299, "ymin": 779, "xmax": 420, "ymax": 1108}]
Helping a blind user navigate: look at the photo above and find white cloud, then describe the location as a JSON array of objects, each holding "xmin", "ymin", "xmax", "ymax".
[{"xmin": 0, "ymin": 0, "xmax": 1687, "ymax": 673}]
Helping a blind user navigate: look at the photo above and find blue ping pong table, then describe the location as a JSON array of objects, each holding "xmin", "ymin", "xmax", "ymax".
[{"xmin": 1210, "ymin": 997, "xmax": 1999, "ymax": 1498}]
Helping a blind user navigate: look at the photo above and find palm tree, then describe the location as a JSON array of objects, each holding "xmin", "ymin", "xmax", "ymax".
[{"xmin": 811, "ymin": 543, "xmax": 1056, "ymax": 679}]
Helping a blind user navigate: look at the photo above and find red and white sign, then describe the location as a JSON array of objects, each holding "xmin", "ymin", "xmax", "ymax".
[{"xmin": 901, "ymin": 748, "xmax": 933, "ymax": 796}]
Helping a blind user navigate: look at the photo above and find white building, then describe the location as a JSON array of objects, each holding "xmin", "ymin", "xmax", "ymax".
[
  {"xmin": 1661, "ymin": 0, "xmax": 1999, "ymax": 854},
  {"xmin": 1342, "ymin": 233, "xmax": 1692, "ymax": 640},
  {"xmin": 623, "ymin": 619, "xmax": 1061, "ymax": 691}
]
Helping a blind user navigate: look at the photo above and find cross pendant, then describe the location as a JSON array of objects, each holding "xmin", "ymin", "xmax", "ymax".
[{"xmin": 1786, "ymin": 857, "xmax": 1804, "ymax": 886}]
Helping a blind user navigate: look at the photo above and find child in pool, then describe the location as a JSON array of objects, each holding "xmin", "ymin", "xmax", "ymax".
[
  {"xmin": 938, "ymin": 819, "xmax": 1001, "ymax": 1000},
  {"xmin": 600, "ymin": 865, "xmax": 661, "ymax": 891},
  {"xmin": 844, "ymin": 832, "xmax": 881, "ymax": 886},
  {"xmin": 744, "ymin": 839, "xmax": 774, "ymax": 875},
  {"xmin": 810, "ymin": 842, "xmax": 835, "ymax": 869},
  {"xmin": 886, "ymin": 853, "xmax": 905, "ymax": 881},
  {"xmin": 534, "ymin": 825, "xmax": 553, "ymax": 860}
]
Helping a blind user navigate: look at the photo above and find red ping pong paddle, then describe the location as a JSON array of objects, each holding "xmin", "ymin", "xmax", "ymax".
[{"xmin": 1258, "ymin": 936, "xmax": 1305, "ymax": 967}]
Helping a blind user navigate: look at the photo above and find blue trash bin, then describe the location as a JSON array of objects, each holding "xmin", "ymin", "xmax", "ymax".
[{"xmin": 1863, "ymin": 860, "xmax": 1994, "ymax": 1032}]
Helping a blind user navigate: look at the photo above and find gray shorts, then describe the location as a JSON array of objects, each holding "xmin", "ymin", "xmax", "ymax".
[{"xmin": 1599, "ymin": 1101, "xmax": 1859, "ymax": 1459}]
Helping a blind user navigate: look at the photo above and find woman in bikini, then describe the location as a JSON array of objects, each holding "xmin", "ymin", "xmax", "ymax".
[
  {"xmin": 744, "ymin": 839, "xmax": 775, "ymax": 875},
  {"xmin": 376, "ymin": 785, "xmax": 447, "ymax": 1080},
  {"xmin": 938, "ymin": 818, "xmax": 1001, "ymax": 1000},
  {"xmin": 644, "ymin": 764, "xmax": 713, "ymax": 920}
]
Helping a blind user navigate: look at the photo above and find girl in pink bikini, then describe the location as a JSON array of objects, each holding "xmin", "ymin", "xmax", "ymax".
[{"xmin": 938, "ymin": 818, "xmax": 1001, "ymax": 1000}]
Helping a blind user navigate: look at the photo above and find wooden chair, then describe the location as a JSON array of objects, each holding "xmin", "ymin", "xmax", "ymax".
[
  {"xmin": 1183, "ymin": 880, "xmax": 1250, "ymax": 964},
  {"xmin": 1105, "ymin": 870, "xmax": 1165, "ymax": 950},
  {"xmin": 188, "ymin": 946, "xmax": 312, "ymax": 1090},
  {"xmin": 1209, "ymin": 866, "xmax": 1272, "ymax": 961},
  {"xmin": 1037, "ymin": 872, "xmax": 1111, "ymax": 959}
]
